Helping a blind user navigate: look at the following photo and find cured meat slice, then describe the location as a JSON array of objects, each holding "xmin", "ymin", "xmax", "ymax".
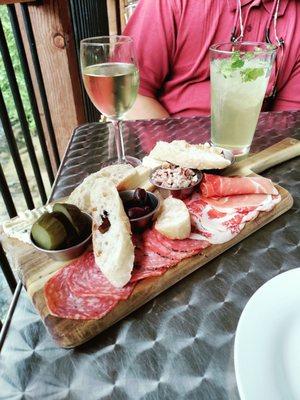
[
  {"xmin": 131, "ymin": 247, "xmax": 176, "ymax": 282},
  {"xmin": 151, "ymin": 229, "xmax": 210, "ymax": 253},
  {"xmin": 187, "ymin": 193, "xmax": 281, "ymax": 244},
  {"xmin": 187, "ymin": 200, "xmax": 246, "ymax": 244},
  {"xmin": 131, "ymin": 267, "xmax": 167, "ymax": 282},
  {"xmin": 68, "ymin": 252, "xmax": 134, "ymax": 300},
  {"xmin": 45, "ymin": 282, "xmax": 119, "ymax": 320},
  {"xmin": 200, "ymin": 174, "xmax": 278, "ymax": 197},
  {"xmin": 142, "ymin": 229, "xmax": 196, "ymax": 260},
  {"xmin": 44, "ymin": 252, "xmax": 135, "ymax": 320},
  {"xmin": 201, "ymin": 194, "xmax": 281, "ymax": 213}
]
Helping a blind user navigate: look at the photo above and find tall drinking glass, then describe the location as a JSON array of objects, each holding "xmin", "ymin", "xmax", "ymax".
[
  {"xmin": 80, "ymin": 36, "xmax": 140, "ymax": 165},
  {"xmin": 210, "ymin": 42, "xmax": 276, "ymax": 156}
]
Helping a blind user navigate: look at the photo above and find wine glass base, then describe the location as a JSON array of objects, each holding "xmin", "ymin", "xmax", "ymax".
[{"xmin": 98, "ymin": 156, "xmax": 141, "ymax": 169}]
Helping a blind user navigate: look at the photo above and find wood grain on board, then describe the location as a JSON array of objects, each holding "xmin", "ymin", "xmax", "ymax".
[{"xmin": 1, "ymin": 185, "xmax": 293, "ymax": 348}]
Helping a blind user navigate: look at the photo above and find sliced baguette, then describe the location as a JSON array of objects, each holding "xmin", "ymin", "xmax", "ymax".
[
  {"xmin": 68, "ymin": 163, "xmax": 156, "ymax": 213},
  {"xmin": 98, "ymin": 164, "xmax": 137, "ymax": 191},
  {"xmin": 155, "ymin": 196, "xmax": 191, "ymax": 239},
  {"xmin": 119, "ymin": 165, "xmax": 152, "ymax": 190},
  {"xmin": 140, "ymin": 180, "xmax": 155, "ymax": 192},
  {"xmin": 142, "ymin": 155, "xmax": 162, "ymax": 170},
  {"xmin": 149, "ymin": 140, "xmax": 231, "ymax": 170},
  {"xmin": 68, "ymin": 164, "xmax": 137, "ymax": 213},
  {"xmin": 90, "ymin": 177, "xmax": 134, "ymax": 288}
]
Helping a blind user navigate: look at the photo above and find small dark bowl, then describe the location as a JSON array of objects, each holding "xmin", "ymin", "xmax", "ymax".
[
  {"xmin": 119, "ymin": 190, "xmax": 161, "ymax": 232},
  {"xmin": 150, "ymin": 169, "xmax": 203, "ymax": 200},
  {"xmin": 30, "ymin": 213, "xmax": 92, "ymax": 261}
]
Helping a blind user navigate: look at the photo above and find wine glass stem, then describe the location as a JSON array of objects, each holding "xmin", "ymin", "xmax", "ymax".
[{"xmin": 112, "ymin": 119, "xmax": 126, "ymax": 163}]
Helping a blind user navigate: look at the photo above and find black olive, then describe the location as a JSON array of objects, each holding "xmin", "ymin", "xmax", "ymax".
[
  {"xmin": 133, "ymin": 188, "xmax": 147, "ymax": 205},
  {"xmin": 128, "ymin": 207, "xmax": 146, "ymax": 219},
  {"xmin": 144, "ymin": 206, "xmax": 152, "ymax": 214},
  {"xmin": 99, "ymin": 215, "xmax": 110, "ymax": 233}
]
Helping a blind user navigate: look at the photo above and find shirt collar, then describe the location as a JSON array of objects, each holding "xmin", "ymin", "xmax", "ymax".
[{"xmin": 228, "ymin": 0, "xmax": 288, "ymax": 16}]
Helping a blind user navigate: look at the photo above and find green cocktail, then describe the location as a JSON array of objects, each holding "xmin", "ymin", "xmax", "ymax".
[{"xmin": 210, "ymin": 42, "xmax": 276, "ymax": 156}]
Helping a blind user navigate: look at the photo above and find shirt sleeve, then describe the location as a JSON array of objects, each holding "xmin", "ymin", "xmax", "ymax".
[
  {"xmin": 273, "ymin": 57, "xmax": 300, "ymax": 111},
  {"xmin": 123, "ymin": 0, "xmax": 178, "ymax": 99}
]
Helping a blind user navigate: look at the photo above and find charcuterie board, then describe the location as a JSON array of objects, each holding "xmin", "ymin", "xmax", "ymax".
[{"xmin": 1, "ymin": 138, "xmax": 299, "ymax": 348}]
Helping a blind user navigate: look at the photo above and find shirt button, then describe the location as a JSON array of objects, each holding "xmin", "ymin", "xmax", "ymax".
[{"xmin": 246, "ymin": 25, "xmax": 252, "ymax": 32}]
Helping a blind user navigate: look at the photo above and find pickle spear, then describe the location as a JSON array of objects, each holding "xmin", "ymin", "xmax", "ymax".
[
  {"xmin": 31, "ymin": 213, "xmax": 67, "ymax": 250},
  {"xmin": 53, "ymin": 203, "xmax": 83, "ymax": 234},
  {"xmin": 51, "ymin": 211, "xmax": 80, "ymax": 247}
]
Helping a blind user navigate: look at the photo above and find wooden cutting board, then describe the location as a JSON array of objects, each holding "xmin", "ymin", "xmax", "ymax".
[{"xmin": 1, "ymin": 138, "xmax": 300, "ymax": 348}]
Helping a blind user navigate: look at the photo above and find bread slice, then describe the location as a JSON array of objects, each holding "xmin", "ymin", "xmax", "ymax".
[
  {"xmin": 90, "ymin": 177, "xmax": 134, "ymax": 288},
  {"xmin": 155, "ymin": 196, "xmax": 191, "ymax": 239},
  {"xmin": 97, "ymin": 164, "xmax": 137, "ymax": 191},
  {"xmin": 149, "ymin": 140, "xmax": 231, "ymax": 170},
  {"xmin": 142, "ymin": 155, "xmax": 162, "ymax": 170},
  {"xmin": 140, "ymin": 180, "xmax": 155, "ymax": 192},
  {"xmin": 118, "ymin": 165, "xmax": 152, "ymax": 190},
  {"xmin": 68, "ymin": 164, "xmax": 137, "ymax": 213},
  {"xmin": 68, "ymin": 163, "xmax": 157, "ymax": 213}
]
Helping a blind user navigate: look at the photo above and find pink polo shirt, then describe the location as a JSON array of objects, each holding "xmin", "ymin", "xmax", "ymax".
[{"xmin": 124, "ymin": 0, "xmax": 300, "ymax": 117}]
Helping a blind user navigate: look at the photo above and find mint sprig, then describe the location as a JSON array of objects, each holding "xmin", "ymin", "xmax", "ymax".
[
  {"xmin": 240, "ymin": 67, "xmax": 264, "ymax": 82},
  {"xmin": 217, "ymin": 50, "xmax": 265, "ymax": 82}
]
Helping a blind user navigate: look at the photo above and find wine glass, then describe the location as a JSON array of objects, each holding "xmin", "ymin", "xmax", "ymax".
[{"xmin": 80, "ymin": 35, "xmax": 140, "ymax": 166}]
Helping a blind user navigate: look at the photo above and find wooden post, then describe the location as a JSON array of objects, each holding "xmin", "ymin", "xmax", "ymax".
[
  {"xmin": 16, "ymin": 0, "xmax": 86, "ymax": 159},
  {"xmin": 106, "ymin": 0, "xmax": 119, "ymax": 35},
  {"xmin": 106, "ymin": 0, "xmax": 132, "ymax": 34},
  {"xmin": 119, "ymin": 0, "xmax": 126, "ymax": 31}
]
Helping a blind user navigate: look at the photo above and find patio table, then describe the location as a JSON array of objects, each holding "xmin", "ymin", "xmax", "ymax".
[{"xmin": 0, "ymin": 111, "xmax": 300, "ymax": 400}]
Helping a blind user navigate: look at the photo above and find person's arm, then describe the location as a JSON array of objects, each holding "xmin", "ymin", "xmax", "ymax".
[
  {"xmin": 124, "ymin": 94, "xmax": 170, "ymax": 120},
  {"xmin": 123, "ymin": 0, "xmax": 178, "ymax": 120},
  {"xmin": 273, "ymin": 57, "xmax": 300, "ymax": 111}
]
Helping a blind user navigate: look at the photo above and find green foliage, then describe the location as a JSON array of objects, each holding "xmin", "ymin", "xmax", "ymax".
[{"xmin": 0, "ymin": 5, "xmax": 35, "ymax": 135}]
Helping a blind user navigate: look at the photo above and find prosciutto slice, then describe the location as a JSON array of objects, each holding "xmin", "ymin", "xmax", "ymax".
[
  {"xmin": 200, "ymin": 174, "xmax": 278, "ymax": 197},
  {"xmin": 187, "ymin": 193, "xmax": 281, "ymax": 244},
  {"xmin": 201, "ymin": 194, "xmax": 281, "ymax": 213}
]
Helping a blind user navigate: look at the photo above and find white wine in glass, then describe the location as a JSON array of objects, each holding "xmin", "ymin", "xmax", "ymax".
[{"xmin": 80, "ymin": 36, "xmax": 140, "ymax": 166}]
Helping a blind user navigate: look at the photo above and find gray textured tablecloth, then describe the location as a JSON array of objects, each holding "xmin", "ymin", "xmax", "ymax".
[{"xmin": 0, "ymin": 111, "xmax": 300, "ymax": 400}]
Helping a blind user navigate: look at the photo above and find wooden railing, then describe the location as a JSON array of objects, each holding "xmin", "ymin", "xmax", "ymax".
[{"xmin": 0, "ymin": 0, "xmax": 110, "ymax": 326}]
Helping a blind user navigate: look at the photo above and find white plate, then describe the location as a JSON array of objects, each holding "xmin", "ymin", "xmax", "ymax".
[{"xmin": 234, "ymin": 268, "xmax": 300, "ymax": 400}]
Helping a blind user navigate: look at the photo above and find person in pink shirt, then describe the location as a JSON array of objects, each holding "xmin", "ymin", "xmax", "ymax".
[{"xmin": 124, "ymin": 0, "xmax": 300, "ymax": 120}]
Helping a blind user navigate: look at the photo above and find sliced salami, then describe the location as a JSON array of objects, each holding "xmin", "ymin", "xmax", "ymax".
[
  {"xmin": 44, "ymin": 252, "xmax": 135, "ymax": 320},
  {"xmin": 131, "ymin": 247, "xmax": 177, "ymax": 282},
  {"xmin": 142, "ymin": 229, "xmax": 196, "ymax": 260},
  {"xmin": 68, "ymin": 252, "xmax": 134, "ymax": 300},
  {"xmin": 151, "ymin": 229, "xmax": 209, "ymax": 253},
  {"xmin": 131, "ymin": 265, "xmax": 167, "ymax": 282}
]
